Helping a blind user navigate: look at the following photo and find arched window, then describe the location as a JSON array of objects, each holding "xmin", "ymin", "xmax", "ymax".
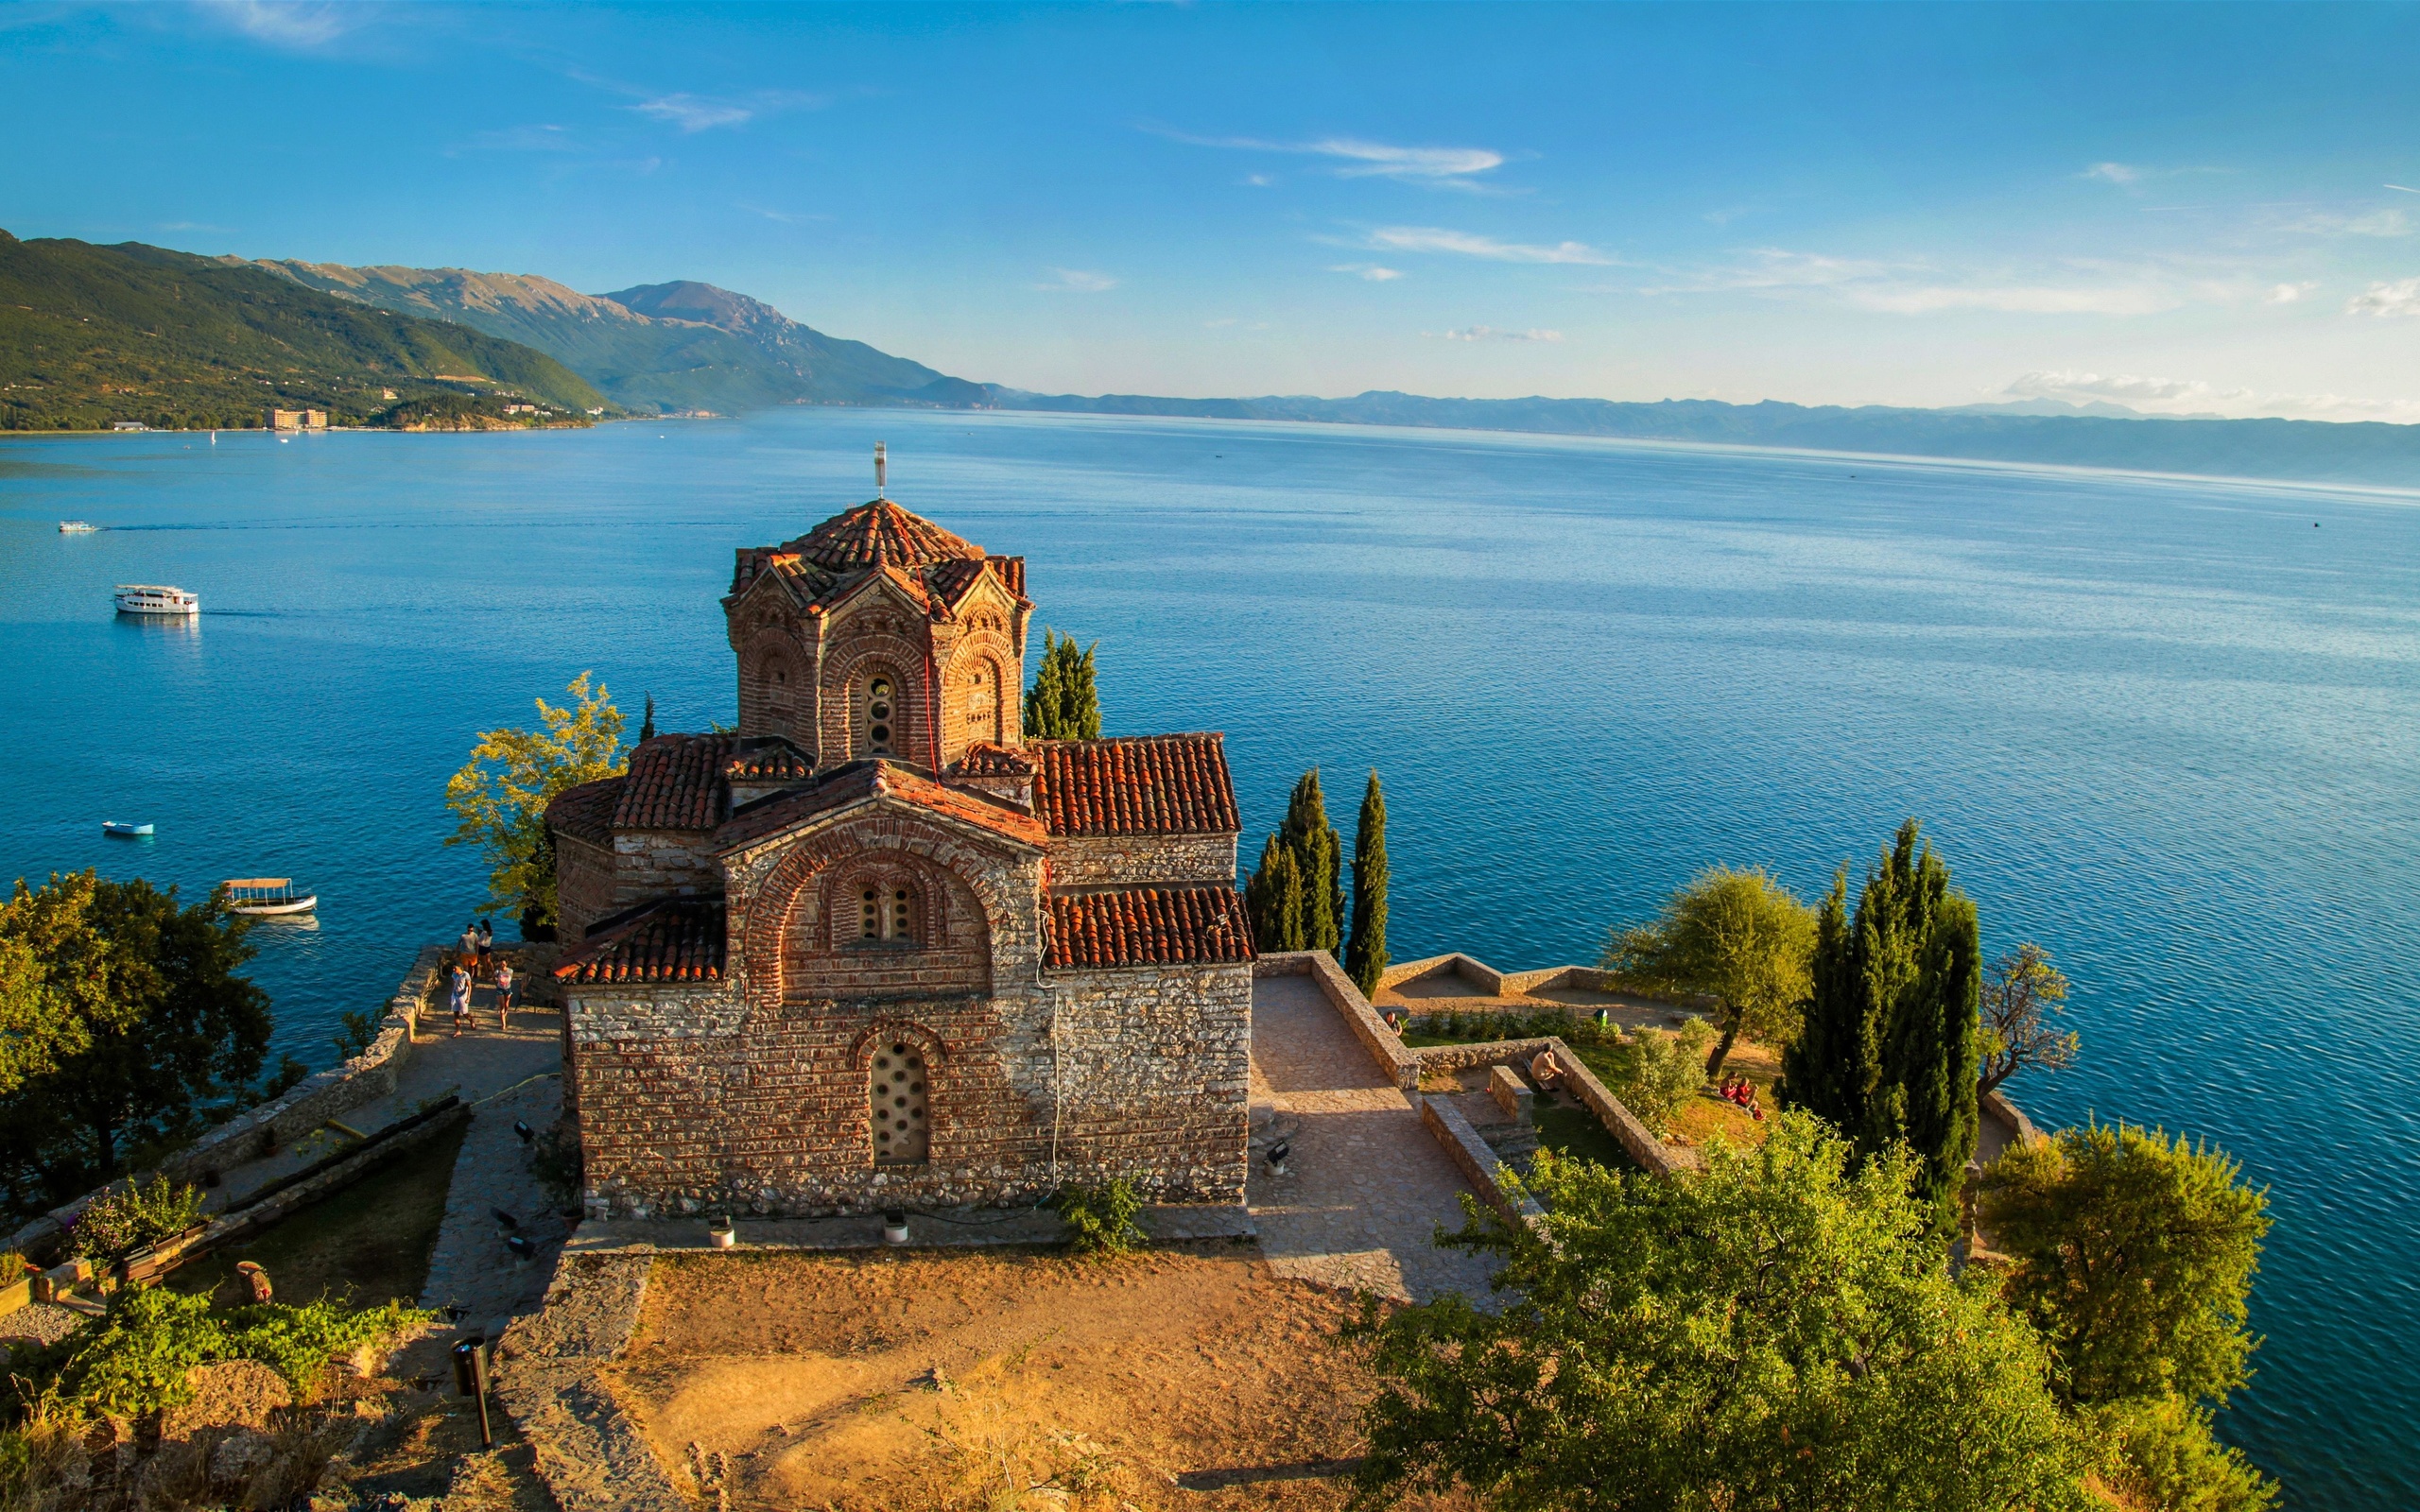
[
  {"xmin": 866, "ymin": 675, "xmax": 894, "ymax": 754},
  {"xmin": 871, "ymin": 1040, "xmax": 928, "ymax": 1165},
  {"xmin": 962, "ymin": 659, "xmax": 1002, "ymax": 745}
]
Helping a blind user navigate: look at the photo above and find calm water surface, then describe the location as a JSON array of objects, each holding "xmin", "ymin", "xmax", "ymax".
[{"xmin": 2, "ymin": 411, "xmax": 2414, "ymax": 1506}]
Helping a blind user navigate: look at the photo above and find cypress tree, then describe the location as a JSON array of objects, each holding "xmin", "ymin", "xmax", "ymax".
[
  {"xmin": 1780, "ymin": 819, "xmax": 1982, "ymax": 1228},
  {"xmin": 1025, "ymin": 630, "xmax": 1069, "ymax": 738},
  {"xmin": 1344, "ymin": 770, "xmax": 1390, "ymax": 997},
  {"xmin": 1068, "ymin": 637, "xmax": 1100, "ymax": 739},
  {"xmin": 1023, "ymin": 629, "xmax": 1102, "ymax": 740},
  {"xmin": 1246, "ymin": 833, "xmax": 1307, "ymax": 952},
  {"xmin": 639, "ymin": 694, "xmax": 656, "ymax": 743},
  {"xmin": 1279, "ymin": 770, "xmax": 1343, "ymax": 954}
]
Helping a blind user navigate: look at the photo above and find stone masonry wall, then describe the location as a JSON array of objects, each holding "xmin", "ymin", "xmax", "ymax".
[
  {"xmin": 1046, "ymin": 833, "xmax": 1239, "ymax": 888},
  {"xmin": 556, "ymin": 833, "xmax": 615, "ymax": 941},
  {"xmin": 1050, "ymin": 963, "xmax": 1251, "ymax": 1202}
]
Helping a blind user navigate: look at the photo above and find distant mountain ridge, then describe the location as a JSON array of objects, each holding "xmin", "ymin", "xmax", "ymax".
[{"xmin": 242, "ymin": 261, "xmax": 954, "ymax": 415}]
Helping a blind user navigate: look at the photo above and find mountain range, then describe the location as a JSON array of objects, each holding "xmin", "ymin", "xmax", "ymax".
[{"xmin": 10, "ymin": 230, "xmax": 2420, "ymax": 490}]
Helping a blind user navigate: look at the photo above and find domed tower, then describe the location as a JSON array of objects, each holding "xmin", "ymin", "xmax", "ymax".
[{"xmin": 722, "ymin": 463, "xmax": 1030, "ymax": 771}]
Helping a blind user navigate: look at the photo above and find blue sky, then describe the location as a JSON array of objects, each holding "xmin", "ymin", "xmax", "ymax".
[{"xmin": 7, "ymin": 2, "xmax": 2420, "ymax": 419}]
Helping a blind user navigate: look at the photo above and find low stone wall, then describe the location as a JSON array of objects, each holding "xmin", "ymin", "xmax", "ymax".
[
  {"xmin": 1983, "ymin": 1089, "xmax": 2046, "ymax": 1147},
  {"xmin": 1409, "ymin": 1037, "xmax": 1560, "ymax": 1079},
  {"xmin": 495, "ymin": 1254, "xmax": 686, "ymax": 1512},
  {"xmin": 1377, "ymin": 953, "xmax": 1505, "ymax": 997},
  {"xmin": 1254, "ymin": 950, "xmax": 1417, "ymax": 1091},
  {"xmin": 1544, "ymin": 1040, "xmax": 1696, "ymax": 1176},
  {"xmin": 1419, "ymin": 1096, "xmax": 1545, "ymax": 1229}
]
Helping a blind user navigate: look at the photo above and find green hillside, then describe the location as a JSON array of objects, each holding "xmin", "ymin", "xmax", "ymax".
[{"xmin": 0, "ymin": 231, "xmax": 609, "ymax": 430}]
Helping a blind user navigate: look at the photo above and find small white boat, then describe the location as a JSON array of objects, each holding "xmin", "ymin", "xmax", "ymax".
[
  {"xmin": 224, "ymin": 878, "xmax": 317, "ymax": 916},
  {"xmin": 101, "ymin": 821, "xmax": 153, "ymax": 838},
  {"xmin": 59, "ymin": 521, "xmax": 99, "ymax": 534},
  {"xmin": 113, "ymin": 584, "xmax": 199, "ymax": 616}
]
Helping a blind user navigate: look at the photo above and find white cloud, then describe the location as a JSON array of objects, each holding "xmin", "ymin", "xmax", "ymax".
[
  {"xmin": 1645, "ymin": 248, "xmax": 1899, "ymax": 293},
  {"xmin": 1036, "ymin": 268, "xmax": 1116, "ymax": 293},
  {"xmin": 2006, "ymin": 369, "xmax": 2420, "ymax": 422},
  {"xmin": 1329, "ymin": 263, "xmax": 1404, "ymax": 282},
  {"xmin": 2083, "ymin": 162, "xmax": 2142, "ymax": 185},
  {"xmin": 2387, "ymin": 183, "xmax": 2420, "ymax": 195},
  {"xmin": 2347, "ymin": 278, "xmax": 2420, "ymax": 316},
  {"xmin": 2284, "ymin": 207, "xmax": 2411, "ymax": 238},
  {"xmin": 1365, "ymin": 226, "xmax": 1611, "ymax": 265},
  {"xmin": 630, "ymin": 89, "xmax": 824, "ymax": 133},
  {"xmin": 2268, "ymin": 282, "xmax": 2318, "ymax": 303},
  {"xmin": 203, "ymin": 2, "xmax": 363, "ymax": 49},
  {"xmin": 1157, "ymin": 130, "xmax": 1506, "ymax": 188},
  {"xmin": 1428, "ymin": 326, "xmax": 1564, "ymax": 343},
  {"xmin": 1244, "ymin": 174, "xmax": 1274, "ymax": 187}
]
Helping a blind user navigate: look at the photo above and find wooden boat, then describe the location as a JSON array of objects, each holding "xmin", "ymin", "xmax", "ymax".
[
  {"xmin": 224, "ymin": 878, "xmax": 317, "ymax": 916},
  {"xmin": 101, "ymin": 821, "xmax": 153, "ymax": 838}
]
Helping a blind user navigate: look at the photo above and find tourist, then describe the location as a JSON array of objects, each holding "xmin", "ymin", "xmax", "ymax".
[
  {"xmin": 494, "ymin": 960, "xmax": 515, "ymax": 1030},
  {"xmin": 1530, "ymin": 1049, "xmax": 1561, "ymax": 1091},
  {"xmin": 475, "ymin": 918, "xmax": 494, "ymax": 979},
  {"xmin": 450, "ymin": 963, "xmax": 473, "ymax": 1036},
  {"xmin": 458, "ymin": 920, "xmax": 479, "ymax": 977}
]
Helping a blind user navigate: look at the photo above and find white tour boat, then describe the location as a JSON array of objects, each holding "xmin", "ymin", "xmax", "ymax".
[
  {"xmin": 59, "ymin": 521, "xmax": 99, "ymax": 534},
  {"xmin": 224, "ymin": 878, "xmax": 318, "ymax": 916},
  {"xmin": 101, "ymin": 821, "xmax": 154, "ymax": 838},
  {"xmin": 113, "ymin": 584, "xmax": 199, "ymax": 616}
]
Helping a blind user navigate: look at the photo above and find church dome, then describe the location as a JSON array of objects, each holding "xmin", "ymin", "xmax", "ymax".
[{"xmin": 784, "ymin": 499, "xmax": 986, "ymax": 573}]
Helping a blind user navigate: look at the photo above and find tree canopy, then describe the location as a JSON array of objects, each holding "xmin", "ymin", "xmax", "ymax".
[
  {"xmin": 444, "ymin": 672, "xmax": 626, "ymax": 935},
  {"xmin": 0, "ymin": 872, "xmax": 276, "ymax": 1214},
  {"xmin": 1601, "ymin": 865, "xmax": 1816, "ymax": 1077},
  {"xmin": 1781, "ymin": 819, "xmax": 1981, "ymax": 1227},
  {"xmin": 1978, "ymin": 942, "xmax": 2079, "ymax": 1096},
  {"xmin": 1352, "ymin": 1112, "xmax": 2090, "ymax": 1512},
  {"xmin": 1023, "ymin": 629, "xmax": 1100, "ymax": 740}
]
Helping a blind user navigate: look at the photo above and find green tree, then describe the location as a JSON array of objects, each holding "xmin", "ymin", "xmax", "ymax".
[
  {"xmin": 1600, "ymin": 1018, "xmax": 1719, "ymax": 1135},
  {"xmin": 1352, "ymin": 1112, "xmax": 2090, "ymax": 1512},
  {"xmin": 1245, "ymin": 834, "xmax": 1306, "ymax": 953},
  {"xmin": 0, "ymin": 873, "xmax": 272, "ymax": 1211},
  {"xmin": 1781, "ymin": 819, "xmax": 1982, "ymax": 1225},
  {"xmin": 1979, "ymin": 942, "xmax": 2079, "ymax": 1096},
  {"xmin": 1023, "ymin": 629, "xmax": 1100, "ymax": 740},
  {"xmin": 639, "ymin": 692, "xmax": 657, "ymax": 743},
  {"xmin": 1278, "ymin": 769, "xmax": 1344, "ymax": 954},
  {"xmin": 1601, "ymin": 865, "xmax": 1817, "ymax": 1079},
  {"xmin": 1343, "ymin": 771, "xmax": 1390, "ymax": 997},
  {"xmin": 444, "ymin": 672, "xmax": 626, "ymax": 935}
]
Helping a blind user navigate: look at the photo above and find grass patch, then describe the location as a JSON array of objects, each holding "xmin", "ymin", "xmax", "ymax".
[
  {"xmin": 1534, "ymin": 1104, "xmax": 1640, "ymax": 1172},
  {"xmin": 171, "ymin": 1118, "xmax": 465, "ymax": 1309}
]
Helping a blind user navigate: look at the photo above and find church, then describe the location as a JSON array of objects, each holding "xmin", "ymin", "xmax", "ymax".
[{"xmin": 544, "ymin": 458, "xmax": 1254, "ymax": 1220}]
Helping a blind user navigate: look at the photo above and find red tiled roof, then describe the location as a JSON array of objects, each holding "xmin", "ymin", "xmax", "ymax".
[
  {"xmin": 716, "ymin": 760, "xmax": 1048, "ymax": 853},
  {"xmin": 546, "ymin": 777, "xmax": 623, "ymax": 848},
  {"xmin": 554, "ymin": 899, "xmax": 727, "ymax": 985},
  {"xmin": 1030, "ymin": 735, "xmax": 1240, "ymax": 837},
  {"xmin": 989, "ymin": 556, "xmax": 1026, "ymax": 600},
  {"xmin": 1047, "ymin": 886, "xmax": 1254, "ymax": 969},
  {"xmin": 724, "ymin": 738, "xmax": 812, "ymax": 782},
  {"xmin": 923, "ymin": 557, "xmax": 985, "ymax": 609},
  {"xmin": 952, "ymin": 743, "xmax": 1035, "ymax": 778},
  {"xmin": 782, "ymin": 500, "xmax": 985, "ymax": 573},
  {"xmin": 614, "ymin": 734, "xmax": 735, "ymax": 831}
]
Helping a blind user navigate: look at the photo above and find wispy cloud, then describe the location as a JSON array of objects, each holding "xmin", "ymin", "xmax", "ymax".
[
  {"xmin": 1365, "ymin": 226, "xmax": 1611, "ymax": 265},
  {"xmin": 2083, "ymin": 162, "xmax": 2142, "ymax": 186},
  {"xmin": 1036, "ymin": 268, "xmax": 1116, "ymax": 293},
  {"xmin": 2347, "ymin": 278, "xmax": 2420, "ymax": 317},
  {"xmin": 1156, "ymin": 129, "xmax": 1508, "ymax": 189},
  {"xmin": 2284, "ymin": 207, "xmax": 2411, "ymax": 237},
  {"xmin": 2268, "ymin": 282, "xmax": 2318, "ymax": 303},
  {"xmin": 201, "ymin": 1, "xmax": 364, "ymax": 50},
  {"xmin": 2386, "ymin": 184, "xmax": 2420, "ymax": 195},
  {"xmin": 630, "ymin": 89, "xmax": 825, "ymax": 133},
  {"xmin": 1329, "ymin": 263, "xmax": 1404, "ymax": 282},
  {"xmin": 2007, "ymin": 369, "xmax": 2420, "ymax": 422},
  {"xmin": 1428, "ymin": 326, "xmax": 1563, "ymax": 343},
  {"xmin": 1643, "ymin": 248, "xmax": 1897, "ymax": 293},
  {"xmin": 1851, "ymin": 283, "xmax": 2183, "ymax": 316},
  {"xmin": 1647, "ymin": 248, "xmax": 2263, "ymax": 317},
  {"xmin": 738, "ymin": 203, "xmax": 826, "ymax": 225}
]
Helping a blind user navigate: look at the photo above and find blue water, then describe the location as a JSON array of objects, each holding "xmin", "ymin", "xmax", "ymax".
[{"xmin": 2, "ymin": 411, "xmax": 2415, "ymax": 1505}]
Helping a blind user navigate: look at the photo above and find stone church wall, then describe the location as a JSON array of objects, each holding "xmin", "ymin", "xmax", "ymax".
[
  {"xmin": 1047, "ymin": 833, "xmax": 1238, "ymax": 888},
  {"xmin": 555, "ymin": 833, "xmax": 615, "ymax": 941},
  {"xmin": 1047, "ymin": 962, "xmax": 1252, "ymax": 1202}
]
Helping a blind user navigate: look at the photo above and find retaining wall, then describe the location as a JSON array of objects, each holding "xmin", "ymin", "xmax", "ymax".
[
  {"xmin": 1418, "ymin": 1095, "xmax": 1545, "ymax": 1229},
  {"xmin": 1254, "ymin": 950, "xmax": 1417, "ymax": 1091}
]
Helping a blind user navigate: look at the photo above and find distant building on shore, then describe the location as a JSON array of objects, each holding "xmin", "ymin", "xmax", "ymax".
[
  {"xmin": 110, "ymin": 421, "xmax": 146, "ymax": 432},
  {"xmin": 504, "ymin": 403, "xmax": 538, "ymax": 416},
  {"xmin": 266, "ymin": 408, "xmax": 328, "ymax": 431}
]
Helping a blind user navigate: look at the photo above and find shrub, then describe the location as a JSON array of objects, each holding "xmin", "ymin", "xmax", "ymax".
[
  {"xmin": 1050, "ymin": 1180, "xmax": 1145, "ymax": 1258},
  {"xmin": 67, "ymin": 1176, "xmax": 205, "ymax": 1262},
  {"xmin": 529, "ymin": 1119, "xmax": 584, "ymax": 1210},
  {"xmin": 330, "ymin": 1009, "xmax": 381, "ymax": 1061},
  {"xmin": 1603, "ymin": 1019, "xmax": 1719, "ymax": 1135}
]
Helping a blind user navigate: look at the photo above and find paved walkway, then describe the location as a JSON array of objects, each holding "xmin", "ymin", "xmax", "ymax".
[{"xmin": 1247, "ymin": 973, "xmax": 1500, "ymax": 1303}]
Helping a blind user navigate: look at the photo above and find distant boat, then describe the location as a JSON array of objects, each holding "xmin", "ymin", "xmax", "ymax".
[
  {"xmin": 101, "ymin": 821, "xmax": 153, "ymax": 838},
  {"xmin": 223, "ymin": 878, "xmax": 316, "ymax": 916},
  {"xmin": 59, "ymin": 521, "xmax": 99, "ymax": 534},
  {"xmin": 113, "ymin": 584, "xmax": 199, "ymax": 616}
]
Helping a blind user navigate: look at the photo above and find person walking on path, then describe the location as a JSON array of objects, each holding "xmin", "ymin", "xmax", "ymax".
[
  {"xmin": 458, "ymin": 920, "xmax": 479, "ymax": 980},
  {"xmin": 450, "ymin": 963, "xmax": 474, "ymax": 1036},
  {"xmin": 494, "ymin": 960, "xmax": 515, "ymax": 1031},
  {"xmin": 475, "ymin": 918, "xmax": 494, "ymax": 981}
]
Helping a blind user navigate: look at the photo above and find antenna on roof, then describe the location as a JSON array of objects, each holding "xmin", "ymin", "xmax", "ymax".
[{"xmin": 874, "ymin": 441, "xmax": 887, "ymax": 500}]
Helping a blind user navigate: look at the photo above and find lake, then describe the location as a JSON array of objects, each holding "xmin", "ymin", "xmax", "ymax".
[{"xmin": 2, "ymin": 409, "xmax": 2415, "ymax": 1506}]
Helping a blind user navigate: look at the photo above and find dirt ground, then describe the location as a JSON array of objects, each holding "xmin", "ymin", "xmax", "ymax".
[{"xmin": 604, "ymin": 1245, "xmax": 1478, "ymax": 1512}]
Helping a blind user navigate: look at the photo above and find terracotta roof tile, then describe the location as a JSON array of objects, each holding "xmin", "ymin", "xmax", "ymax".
[
  {"xmin": 614, "ymin": 734, "xmax": 734, "ymax": 831},
  {"xmin": 717, "ymin": 760, "xmax": 1048, "ymax": 853},
  {"xmin": 1030, "ymin": 735, "xmax": 1240, "ymax": 837},
  {"xmin": 723, "ymin": 738, "xmax": 813, "ymax": 782},
  {"xmin": 782, "ymin": 499, "xmax": 985, "ymax": 573},
  {"xmin": 553, "ymin": 899, "xmax": 726, "ymax": 985},
  {"xmin": 924, "ymin": 557, "xmax": 986, "ymax": 609},
  {"xmin": 952, "ymin": 743, "xmax": 1035, "ymax": 778},
  {"xmin": 1047, "ymin": 886, "xmax": 1254, "ymax": 970},
  {"xmin": 546, "ymin": 777, "xmax": 623, "ymax": 848}
]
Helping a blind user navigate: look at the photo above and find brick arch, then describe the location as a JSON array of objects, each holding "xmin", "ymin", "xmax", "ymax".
[
  {"xmin": 735, "ymin": 813, "xmax": 1021, "ymax": 1007},
  {"xmin": 821, "ymin": 634, "xmax": 933, "ymax": 766},
  {"xmin": 853, "ymin": 1020, "xmax": 947, "ymax": 1167},
  {"xmin": 744, "ymin": 633, "xmax": 805, "ymax": 739},
  {"xmin": 944, "ymin": 636, "xmax": 1014, "ymax": 756},
  {"xmin": 829, "ymin": 857, "xmax": 939, "ymax": 950}
]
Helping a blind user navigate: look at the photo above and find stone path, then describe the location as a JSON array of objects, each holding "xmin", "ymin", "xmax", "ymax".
[
  {"xmin": 413, "ymin": 1003, "xmax": 573, "ymax": 1336},
  {"xmin": 1247, "ymin": 973, "xmax": 1500, "ymax": 1303}
]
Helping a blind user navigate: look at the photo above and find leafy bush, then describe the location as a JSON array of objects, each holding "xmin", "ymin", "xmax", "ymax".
[
  {"xmin": 67, "ymin": 1176, "xmax": 204, "ymax": 1262},
  {"xmin": 1602, "ymin": 1019, "xmax": 1718, "ymax": 1135},
  {"xmin": 1050, "ymin": 1180, "xmax": 1145, "ymax": 1258},
  {"xmin": 529, "ymin": 1119, "xmax": 584, "ymax": 1210},
  {"xmin": 2084, "ymin": 1395, "xmax": 2279, "ymax": 1512}
]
